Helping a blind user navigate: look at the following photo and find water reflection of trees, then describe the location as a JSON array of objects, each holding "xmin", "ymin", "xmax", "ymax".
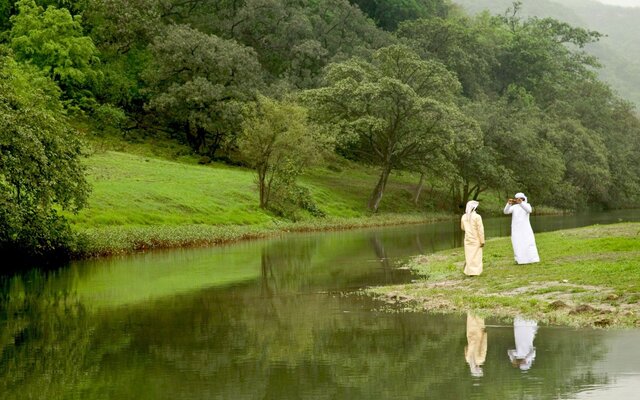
[
  {"xmin": 0, "ymin": 248, "xmax": 614, "ymax": 400},
  {"xmin": 131, "ymin": 287, "xmax": 611, "ymax": 400},
  {"xmin": 259, "ymin": 237, "xmax": 318, "ymax": 296},
  {"xmin": 0, "ymin": 273, "xmax": 130, "ymax": 399},
  {"xmin": 258, "ymin": 233, "xmax": 411, "ymax": 294}
]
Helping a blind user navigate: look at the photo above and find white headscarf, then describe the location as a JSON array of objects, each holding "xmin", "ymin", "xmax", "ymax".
[
  {"xmin": 514, "ymin": 192, "xmax": 527, "ymax": 202},
  {"xmin": 465, "ymin": 200, "xmax": 479, "ymax": 220}
]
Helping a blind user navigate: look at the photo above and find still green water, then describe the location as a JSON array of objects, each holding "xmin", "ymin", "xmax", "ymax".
[{"xmin": 1, "ymin": 211, "xmax": 640, "ymax": 399}]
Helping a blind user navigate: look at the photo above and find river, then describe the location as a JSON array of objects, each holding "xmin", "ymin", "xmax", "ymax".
[{"xmin": 1, "ymin": 210, "xmax": 639, "ymax": 399}]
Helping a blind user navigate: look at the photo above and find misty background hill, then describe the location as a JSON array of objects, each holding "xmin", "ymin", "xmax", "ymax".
[{"xmin": 453, "ymin": 0, "xmax": 640, "ymax": 109}]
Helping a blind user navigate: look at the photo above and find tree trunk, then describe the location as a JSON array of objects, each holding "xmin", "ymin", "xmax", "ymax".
[
  {"xmin": 472, "ymin": 185, "xmax": 482, "ymax": 200},
  {"xmin": 450, "ymin": 183, "xmax": 460, "ymax": 212},
  {"xmin": 196, "ymin": 126, "xmax": 207, "ymax": 154},
  {"xmin": 413, "ymin": 172, "xmax": 426, "ymax": 206},
  {"xmin": 258, "ymin": 166, "xmax": 267, "ymax": 208},
  {"xmin": 368, "ymin": 165, "xmax": 391, "ymax": 212},
  {"xmin": 461, "ymin": 181, "xmax": 470, "ymax": 209}
]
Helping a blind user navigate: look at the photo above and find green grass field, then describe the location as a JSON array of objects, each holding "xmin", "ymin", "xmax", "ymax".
[
  {"xmin": 70, "ymin": 151, "xmax": 272, "ymax": 227},
  {"xmin": 68, "ymin": 150, "xmax": 446, "ymax": 227},
  {"xmin": 368, "ymin": 223, "xmax": 640, "ymax": 328},
  {"xmin": 68, "ymin": 145, "xmax": 455, "ymax": 255}
]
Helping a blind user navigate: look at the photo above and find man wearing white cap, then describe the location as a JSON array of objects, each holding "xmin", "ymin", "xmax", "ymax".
[{"xmin": 503, "ymin": 192, "xmax": 540, "ymax": 264}]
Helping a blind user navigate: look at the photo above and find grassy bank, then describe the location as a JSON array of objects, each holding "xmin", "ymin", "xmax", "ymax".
[
  {"xmin": 75, "ymin": 213, "xmax": 452, "ymax": 257},
  {"xmin": 68, "ymin": 149, "xmax": 456, "ymax": 256},
  {"xmin": 70, "ymin": 150, "xmax": 449, "ymax": 229},
  {"xmin": 367, "ymin": 223, "xmax": 640, "ymax": 328}
]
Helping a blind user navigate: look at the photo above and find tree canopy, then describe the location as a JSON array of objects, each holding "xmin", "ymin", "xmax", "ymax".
[
  {"xmin": 0, "ymin": 47, "xmax": 89, "ymax": 258},
  {"xmin": 305, "ymin": 45, "xmax": 468, "ymax": 211},
  {"xmin": 2, "ymin": 0, "xmax": 640, "ymax": 258}
]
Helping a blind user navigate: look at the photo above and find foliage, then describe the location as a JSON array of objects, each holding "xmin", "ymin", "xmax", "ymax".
[
  {"xmin": 85, "ymin": 0, "xmax": 161, "ymax": 54},
  {"xmin": 496, "ymin": 9, "xmax": 601, "ymax": 103},
  {"xmin": 456, "ymin": 0, "xmax": 640, "ymax": 108},
  {"xmin": 305, "ymin": 44, "xmax": 467, "ymax": 212},
  {"xmin": 237, "ymin": 95, "xmax": 327, "ymax": 218},
  {"xmin": 0, "ymin": 48, "xmax": 89, "ymax": 259},
  {"xmin": 0, "ymin": 0, "xmax": 16, "ymax": 31},
  {"xmin": 9, "ymin": 0, "xmax": 99, "ymax": 103},
  {"xmin": 350, "ymin": 0, "xmax": 451, "ymax": 31},
  {"xmin": 199, "ymin": 0, "xmax": 394, "ymax": 89},
  {"xmin": 92, "ymin": 102, "xmax": 126, "ymax": 136},
  {"xmin": 397, "ymin": 15, "xmax": 500, "ymax": 97},
  {"xmin": 145, "ymin": 24, "xmax": 263, "ymax": 158}
]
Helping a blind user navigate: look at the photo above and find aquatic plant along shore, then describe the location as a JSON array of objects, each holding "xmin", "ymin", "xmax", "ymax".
[{"xmin": 367, "ymin": 223, "xmax": 640, "ymax": 328}]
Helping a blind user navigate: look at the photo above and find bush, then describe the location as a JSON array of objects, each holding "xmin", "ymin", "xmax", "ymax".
[{"xmin": 0, "ymin": 208, "xmax": 78, "ymax": 264}]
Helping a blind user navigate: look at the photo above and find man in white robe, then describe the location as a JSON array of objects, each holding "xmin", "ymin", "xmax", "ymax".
[
  {"xmin": 461, "ymin": 200, "xmax": 485, "ymax": 276},
  {"xmin": 507, "ymin": 316, "xmax": 538, "ymax": 371},
  {"xmin": 503, "ymin": 192, "xmax": 540, "ymax": 264}
]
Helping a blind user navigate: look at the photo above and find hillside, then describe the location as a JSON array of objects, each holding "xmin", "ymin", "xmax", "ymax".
[
  {"xmin": 69, "ymin": 149, "xmax": 445, "ymax": 229},
  {"xmin": 453, "ymin": 0, "xmax": 640, "ymax": 108},
  {"xmin": 62, "ymin": 145, "xmax": 470, "ymax": 256}
]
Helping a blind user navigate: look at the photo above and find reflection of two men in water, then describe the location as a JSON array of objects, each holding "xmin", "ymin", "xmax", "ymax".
[{"xmin": 465, "ymin": 314, "xmax": 539, "ymax": 377}]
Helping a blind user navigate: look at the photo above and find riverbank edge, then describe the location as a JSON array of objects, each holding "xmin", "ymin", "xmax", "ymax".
[
  {"xmin": 73, "ymin": 212, "xmax": 457, "ymax": 259},
  {"xmin": 71, "ymin": 205, "xmax": 570, "ymax": 259},
  {"xmin": 365, "ymin": 223, "xmax": 640, "ymax": 329}
]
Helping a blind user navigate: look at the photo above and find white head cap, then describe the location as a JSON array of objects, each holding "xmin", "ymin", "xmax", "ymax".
[
  {"xmin": 465, "ymin": 200, "xmax": 479, "ymax": 216},
  {"xmin": 514, "ymin": 192, "xmax": 527, "ymax": 202}
]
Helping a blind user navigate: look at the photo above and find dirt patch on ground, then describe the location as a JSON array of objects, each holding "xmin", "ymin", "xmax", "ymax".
[
  {"xmin": 413, "ymin": 280, "xmax": 464, "ymax": 289},
  {"xmin": 413, "ymin": 254, "xmax": 452, "ymax": 265},
  {"xmin": 369, "ymin": 279, "xmax": 640, "ymax": 328}
]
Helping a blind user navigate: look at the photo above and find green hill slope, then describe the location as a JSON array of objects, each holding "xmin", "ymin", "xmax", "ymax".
[
  {"xmin": 66, "ymin": 146, "xmax": 467, "ymax": 256},
  {"xmin": 69, "ymin": 151, "xmax": 446, "ymax": 229}
]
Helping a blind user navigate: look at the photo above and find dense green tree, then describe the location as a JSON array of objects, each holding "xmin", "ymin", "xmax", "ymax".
[
  {"xmin": 145, "ymin": 24, "xmax": 263, "ymax": 157},
  {"xmin": 482, "ymin": 88, "xmax": 566, "ymax": 204},
  {"xmin": 305, "ymin": 0, "xmax": 394, "ymax": 58},
  {"xmin": 397, "ymin": 15, "xmax": 500, "ymax": 97},
  {"xmin": 541, "ymin": 119, "xmax": 610, "ymax": 207},
  {"xmin": 9, "ymin": 0, "xmax": 99, "ymax": 103},
  {"xmin": 305, "ymin": 45, "xmax": 466, "ymax": 212},
  {"xmin": 538, "ymin": 58, "xmax": 640, "ymax": 208},
  {"xmin": 0, "ymin": 0, "xmax": 17, "ymax": 31},
  {"xmin": 238, "ymin": 95, "xmax": 327, "ymax": 216},
  {"xmin": 0, "ymin": 48, "xmax": 89, "ymax": 258},
  {"xmin": 495, "ymin": 4, "xmax": 602, "ymax": 103},
  {"xmin": 81, "ymin": 0, "xmax": 161, "ymax": 114},
  {"xmin": 445, "ymin": 100, "xmax": 509, "ymax": 208},
  {"xmin": 198, "ymin": 0, "xmax": 393, "ymax": 89},
  {"xmin": 557, "ymin": 80, "xmax": 640, "ymax": 207},
  {"xmin": 85, "ymin": 0, "xmax": 161, "ymax": 54},
  {"xmin": 349, "ymin": 0, "xmax": 450, "ymax": 30}
]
